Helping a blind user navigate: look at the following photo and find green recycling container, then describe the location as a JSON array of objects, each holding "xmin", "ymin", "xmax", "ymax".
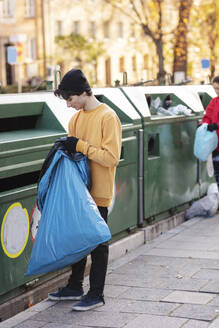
[
  {"xmin": 93, "ymin": 88, "xmax": 142, "ymax": 237},
  {"xmin": 120, "ymin": 85, "xmax": 214, "ymax": 224},
  {"xmin": 0, "ymin": 92, "xmax": 72, "ymax": 302}
]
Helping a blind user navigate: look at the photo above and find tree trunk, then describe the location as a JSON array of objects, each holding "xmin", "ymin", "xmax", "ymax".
[
  {"xmin": 155, "ymin": 38, "xmax": 166, "ymax": 84},
  {"xmin": 173, "ymin": 0, "xmax": 193, "ymax": 82}
]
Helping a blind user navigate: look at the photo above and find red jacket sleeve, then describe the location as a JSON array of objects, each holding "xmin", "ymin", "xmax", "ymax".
[{"xmin": 201, "ymin": 99, "xmax": 215, "ymax": 124}]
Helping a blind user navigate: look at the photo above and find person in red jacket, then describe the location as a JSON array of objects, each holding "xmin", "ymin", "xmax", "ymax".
[{"xmin": 201, "ymin": 76, "xmax": 219, "ymax": 189}]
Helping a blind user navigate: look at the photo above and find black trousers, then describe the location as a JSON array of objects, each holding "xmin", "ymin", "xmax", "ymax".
[
  {"xmin": 213, "ymin": 159, "xmax": 219, "ymax": 190},
  {"xmin": 67, "ymin": 206, "xmax": 109, "ymax": 297}
]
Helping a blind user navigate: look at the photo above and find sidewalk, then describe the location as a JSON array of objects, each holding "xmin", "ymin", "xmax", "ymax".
[{"xmin": 2, "ymin": 215, "xmax": 219, "ymax": 328}]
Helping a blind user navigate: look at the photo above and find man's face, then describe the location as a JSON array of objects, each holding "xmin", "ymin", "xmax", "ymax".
[
  {"xmin": 213, "ymin": 82, "xmax": 219, "ymax": 97},
  {"xmin": 66, "ymin": 92, "xmax": 86, "ymax": 110}
]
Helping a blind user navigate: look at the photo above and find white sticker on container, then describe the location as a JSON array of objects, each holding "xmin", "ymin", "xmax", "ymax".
[
  {"xmin": 1, "ymin": 202, "xmax": 29, "ymax": 258},
  {"xmin": 30, "ymin": 204, "xmax": 41, "ymax": 242}
]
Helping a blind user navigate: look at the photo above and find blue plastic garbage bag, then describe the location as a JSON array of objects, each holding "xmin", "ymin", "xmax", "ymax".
[
  {"xmin": 194, "ymin": 123, "xmax": 218, "ymax": 162},
  {"xmin": 26, "ymin": 150, "xmax": 111, "ymax": 276}
]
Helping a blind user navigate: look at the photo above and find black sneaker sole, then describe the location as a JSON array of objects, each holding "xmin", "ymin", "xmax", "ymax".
[{"xmin": 72, "ymin": 302, "xmax": 104, "ymax": 311}]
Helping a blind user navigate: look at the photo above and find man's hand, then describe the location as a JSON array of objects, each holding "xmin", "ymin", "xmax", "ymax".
[
  {"xmin": 56, "ymin": 136, "xmax": 79, "ymax": 153},
  {"xmin": 207, "ymin": 123, "xmax": 218, "ymax": 132}
]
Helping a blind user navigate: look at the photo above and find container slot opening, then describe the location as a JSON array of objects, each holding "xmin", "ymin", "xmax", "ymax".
[
  {"xmin": 0, "ymin": 171, "xmax": 40, "ymax": 192},
  {"xmin": 148, "ymin": 134, "xmax": 160, "ymax": 158},
  {"xmin": 120, "ymin": 146, "xmax": 124, "ymax": 160},
  {"xmin": 0, "ymin": 115, "xmax": 39, "ymax": 132}
]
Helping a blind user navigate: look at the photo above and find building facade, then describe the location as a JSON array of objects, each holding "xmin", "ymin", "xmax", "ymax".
[
  {"xmin": 0, "ymin": 0, "xmax": 155, "ymax": 88},
  {"xmin": 0, "ymin": 0, "xmax": 46, "ymax": 87}
]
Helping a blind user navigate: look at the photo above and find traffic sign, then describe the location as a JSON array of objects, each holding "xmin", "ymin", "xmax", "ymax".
[
  {"xmin": 7, "ymin": 46, "xmax": 17, "ymax": 64},
  {"xmin": 16, "ymin": 42, "xmax": 23, "ymax": 62},
  {"xmin": 201, "ymin": 59, "xmax": 210, "ymax": 69}
]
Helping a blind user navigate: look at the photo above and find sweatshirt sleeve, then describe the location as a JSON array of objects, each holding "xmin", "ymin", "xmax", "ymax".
[
  {"xmin": 76, "ymin": 114, "xmax": 122, "ymax": 168},
  {"xmin": 201, "ymin": 99, "xmax": 215, "ymax": 124}
]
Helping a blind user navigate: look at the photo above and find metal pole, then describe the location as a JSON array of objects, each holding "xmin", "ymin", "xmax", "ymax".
[{"xmin": 138, "ymin": 129, "xmax": 144, "ymax": 227}]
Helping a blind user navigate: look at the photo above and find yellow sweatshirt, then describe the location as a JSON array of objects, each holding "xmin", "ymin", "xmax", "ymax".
[{"xmin": 68, "ymin": 103, "xmax": 122, "ymax": 207}]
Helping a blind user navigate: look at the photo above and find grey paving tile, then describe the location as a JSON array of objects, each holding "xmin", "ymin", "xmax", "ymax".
[
  {"xmin": 145, "ymin": 248, "xmax": 219, "ymax": 260},
  {"xmin": 200, "ymin": 281, "xmax": 219, "ymax": 293},
  {"xmin": 209, "ymin": 317, "xmax": 219, "ymax": 327},
  {"xmin": 162, "ymin": 291, "xmax": 216, "ymax": 305},
  {"xmin": 208, "ymin": 296, "xmax": 219, "ymax": 306},
  {"xmin": 10, "ymin": 320, "xmax": 46, "ymax": 328},
  {"xmin": 118, "ymin": 287, "xmax": 172, "ymax": 302},
  {"xmin": 103, "ymin": 285, "xmax": 130, "ymax": 298},
  {"xmin": 95, "ymin": 298, "xmax": 179, "ymax": 315},
  {"xmin": 30, "ymin": 306, "xmax": 137, "ymax": 328},
  {"xmin": 71, "ymin": 311, "xmax": 138, "ymax": 328},
  {"xmin": 192, "ymin": 269, "xmax": 219, "ymax": 280},
  {"xmin": 171, "ymin": 304, "xmax": 219, "ymax": 321},
  {"xmin": 105, "ymin": 273, "xmax": 160, "ymax": 288},
  {"xmin": 122, "ymin": 314, "xmax": 187, "ymax": 328},
  {"xmin": 0, "ymin": 309, "xmax": 40, "ymax": 328},
  {"xmin": 156, "ymin": 277, "xmax": 208, "ymax": 291},
  {"xmin": 182, "ymin": 320, "xmax": 210, "ymax": 328}
]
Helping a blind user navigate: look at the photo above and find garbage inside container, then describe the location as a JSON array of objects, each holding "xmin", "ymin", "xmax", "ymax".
[{"xmin": 151, "ymin": 96, "xmax": 192, "ymax": 116}]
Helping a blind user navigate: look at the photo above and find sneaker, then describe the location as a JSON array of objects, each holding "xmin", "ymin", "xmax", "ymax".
[
  {"xmin": 48, "ymin": 287, "xmax": 83, "ymax": 301},
  {"xmin": 72, "ymin": 293, "xmax": 105, "ymax": 311}
]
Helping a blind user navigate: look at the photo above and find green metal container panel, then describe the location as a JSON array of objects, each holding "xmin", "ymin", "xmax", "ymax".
[
  {"xmin": 0, "ymin": 92, "xmax": 74, "ymax": 297},
  {"xmin": 120, "ymin": 86, "xmax": 214, "ymax": 222},
  {"xmin": 92, "ymin": 88, "xmax": 142, "ymax": 236},
  {"xmin": 181, "ymin": 85, "xmax": 216, "ymax": 109}
]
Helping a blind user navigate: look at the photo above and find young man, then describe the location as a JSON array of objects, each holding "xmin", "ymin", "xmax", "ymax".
[
  {"xmin": 201, "ymin": 76, "xmax": 219, "ymax": 189},
  {"xmin": 48, "ymin": 68, "xmax": 122, "ymax": 311}
]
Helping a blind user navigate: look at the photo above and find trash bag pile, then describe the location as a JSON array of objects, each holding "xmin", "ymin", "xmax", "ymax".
[
  {"xmin": 194, "ymin": 123, "xmax": 218, "ymax": 162},
  {"xmin": 185, "ymin": 183, "xmax": 219, "ymax": 220},
  {"xmin": 26, "ymin": 150, "xmax": 111, "ymax": 276},
  {"xmin": 150, "ymin": 97, "xmax": 192, "ymax": 116}
]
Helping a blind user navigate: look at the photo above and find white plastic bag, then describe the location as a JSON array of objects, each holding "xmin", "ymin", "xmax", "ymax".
[
  {"xmin": 194, "ymin": 123, "xmax": 218, "ymax": 162},
  {"xmin": 185, "ymin": 183, "xmax": 219, "ymax": 220}
]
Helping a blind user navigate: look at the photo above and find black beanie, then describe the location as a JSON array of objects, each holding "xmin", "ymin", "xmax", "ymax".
[{"xmin": 58, "ymin": 69, "xmax": 91, "ymax": 95}]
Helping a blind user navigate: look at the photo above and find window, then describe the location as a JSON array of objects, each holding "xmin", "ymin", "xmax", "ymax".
[
  {"xmin": 73, "ymin": 21, "xmax": 80, "ymax": 34},
  {"xmin": 103, "ymin": 21, "xmax": 110, "ymax": 38},
  {"xmin": 130, "ymin": 23, "xmax": 135, "ymax": 38},
  {"xmin": 132, "ymin": 55, "xmax": 137, "ymax": 72},
  {"xmin": 3, "ymin": 0, "xmax": 14, "ymax": 17},
  {"xmin": 27, "ymin": 38, "xmax": 36, "ymax": 60},
  {"xmin": 89, "ymin": 21, "xmax": 96, "ymax": 38},
  {"xmin": 143, "ymin": 54, "xmax": 149, "ymax": 69},
  {"xmin": 25, "ymin": 0, "xmax": 35, "ymax": 17},
  {"xmin": 117, "ymin": 22, "xmax": 123, "ymax": 38},
  {"xmin": 56, "ymin": 20, "xmax": 63, "ymax": 35},
  {"xmin": 119, "ymin": 56, "xmax": 125, "ymax": 72}
]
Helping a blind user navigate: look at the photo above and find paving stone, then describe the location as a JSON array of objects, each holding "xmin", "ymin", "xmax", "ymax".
[
  {"xmin": 43, "ymin": 324, "xmax": 86, "ymax": 328},
  {"xmin": 95, "ymin": 298, "xmax": 179, "ymax": 315},
  {"xmin": 105, "ymin": 273, "xmax": 160, "ymax": 288},
  {"xmin": 170, "ymin": 304, "xmax": 219, "ymax": 321},
  {"xmin": 104, "ymin": 285, "xmax": 130, "ymax": 298},
  {"xmin": 12, "ymin": 320, "xmax": 46, "ymax": 328},
  {"xmin": 156, "ymin": 277, "xmax": 208, "ymax": 291},
  {"xmin": 122, "ymin": 314, "xmax": 187, "ymax": 328},
  {"xmin": 145, "ymin": 248, "xmax": 219, "ymax": 260},
  {"xmin": 200, "ymin": 281, "xmax": 219, "ymax": 293},
  {"xmin": 182, "ymin": 320, "xmax": 210, "ymax": 328},
  {"xmin": 208, "ymin": 317, "xmax": 219, "ymax": 327},
  {"xmin": 208, "ymin": 296, "xmax": 219, "ymax": 306},
  {"xmin": 192, "ymin": 269, "xmax": 219, "ymax": 280},
  {"xmin": 162, "ymin": 291, "xmax": 216, "ymax": 304},
  {"xmin": 31, "ymin": 307, "xmax": 137, "ymax": 327},
  {"xmin": 118, "ymin": 287, "xmax": 172, "ymax": 302}
]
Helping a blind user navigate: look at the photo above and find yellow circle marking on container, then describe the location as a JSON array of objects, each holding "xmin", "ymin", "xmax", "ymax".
[{"xmin": 1, "ymin": 202, "xmax": 29, "ymax": 258}]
